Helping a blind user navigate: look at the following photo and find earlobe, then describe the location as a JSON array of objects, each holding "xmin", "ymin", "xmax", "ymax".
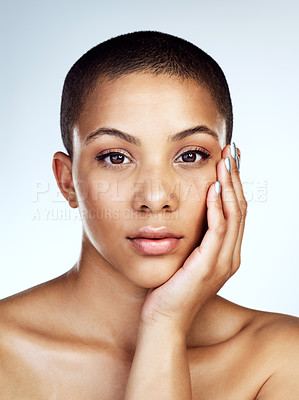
[{"xmin": 52, "ymin": 151, "xmax": 78, "ymax": 209}]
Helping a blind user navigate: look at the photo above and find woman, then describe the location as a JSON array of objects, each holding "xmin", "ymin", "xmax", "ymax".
[{"xmin": 0, "ymin": 30, "xmax": 298, "ymax": 399}]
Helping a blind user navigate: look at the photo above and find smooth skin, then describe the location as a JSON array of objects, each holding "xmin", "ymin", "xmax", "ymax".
[
  {"xmin": 0, "ymin": 73, "xmax": 298, "ymax": 399},
  {"xmin": 124, "ymin": 147, "xmax": 244, "ymax": 399}
]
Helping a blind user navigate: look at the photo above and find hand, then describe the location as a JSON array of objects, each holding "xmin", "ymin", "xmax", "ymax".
[{"xmin": 140, "ymin": 144, "xmax": 247, "ymax": 337}]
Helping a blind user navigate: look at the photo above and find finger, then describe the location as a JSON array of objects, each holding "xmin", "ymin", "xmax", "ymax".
[
  {"xmin": 216, "ymin": 156, "xmax": 242, "ymax": 278},
  {"xmin": 150, "ymin": 180, "xmax": 229, "ymax": 324},
  {"xmin": 181, "ymin": 180, "xmax": 227, "ymax": 284},
  {"xmin": 222, "ymin": 143, "xmax": 248, "ymax": 273}
]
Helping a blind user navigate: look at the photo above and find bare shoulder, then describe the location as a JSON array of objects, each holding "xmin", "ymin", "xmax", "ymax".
[
  {"xmin": 0, "ymin": 276, "xmax": 67, "ymax": 388},
  {"xmin": 189, "ymin": 297, "xmax": 299, "ymax": 400},
  {"xmin": 0, "ymin": 287, "xmax": 38, "ymax": 394},
  {"xmin": 252, "ymin": 310, "xmax": 299, "ymax": 399},
  {"xmin": 0, "ymin": 275, "xmax": 63, "ymax": 329},
  {"xmin": 252, "ymin": 308, "xmax": 299, "ymax": 358},
  {"xmin": 253, "ymin": 308, "xmax": 299, "ymax": 338},
  {"xmin": 0, "ymin": 281, "xmax": 52, "ymax": 352}
]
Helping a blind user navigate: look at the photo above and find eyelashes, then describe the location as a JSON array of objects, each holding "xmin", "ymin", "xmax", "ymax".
[
  {"xmin": 175, "ymin": 149, "xmax": 209, "ymax": 164},
  {"xmin": 94, "ymin": 147, "xmax": 211, "ymax": 170},
  {"xmin": 95, "ymin": 150, "xmax": 131, "ymax": 169}
]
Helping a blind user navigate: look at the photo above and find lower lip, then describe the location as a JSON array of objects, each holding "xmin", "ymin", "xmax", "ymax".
[{"xmin": 128, "ymin": 237, "xmax": 181, "ymax": 255}]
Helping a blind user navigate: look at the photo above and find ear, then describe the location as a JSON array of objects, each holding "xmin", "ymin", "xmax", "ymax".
[{"xmin": 52, "ymin": 151, "xmax": 78, "ymax": 208}]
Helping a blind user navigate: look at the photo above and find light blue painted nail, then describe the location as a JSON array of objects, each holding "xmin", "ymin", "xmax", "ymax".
[
  {"xmin": 231, "ymin": 142, "xmax": 237, "ymax": 159},
  {"xmin": 225, "ymin": 157, "xmax": 231, "ymax": 173},
  {"xmin": 236, "ymin": 154, "xmax": 240, "ymax": 170},
  {"xmin": 215, "ymin": 181, "xmax": 221, "ymax": 195}
]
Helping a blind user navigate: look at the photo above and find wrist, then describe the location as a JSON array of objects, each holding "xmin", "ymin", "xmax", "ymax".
[{"xmin": 138, "ymin": 319, "xmax": 187, "ymax": 345}]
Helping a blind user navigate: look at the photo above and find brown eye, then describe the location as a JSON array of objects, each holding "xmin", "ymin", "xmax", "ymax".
[
  {"xmin": 176, "ymin": 149, "xmax": 209, "ymax": 164},
  {"xmin": 108, "ymin": 153, "xmax": 126, "ymax": 164},
  {"xmin": 95, "ymin": 151, "xmax": 131, "ymax": 170},
  {"xmin": 181, "ymin": 152, "xmax": 198, "ymax": 162},
  {"xmin": 95, "ymin": 151, "xmax": 130, "ymax": 164}
]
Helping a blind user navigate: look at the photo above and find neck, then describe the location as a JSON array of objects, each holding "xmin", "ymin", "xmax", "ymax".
[
  {"xmin": 62, "ymin": 235, "xmax": 150, "ymax": 358},
  {"xmin": 57, "ymin": 234, "xmax": 252, "ymax": 358}
]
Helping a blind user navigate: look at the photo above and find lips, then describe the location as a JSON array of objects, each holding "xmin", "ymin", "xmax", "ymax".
[
  {"xmin": 127, "ymin": 226, "xmax": 183, "ymax": 255},
  {"xmin": 128, "ymin": 226, "xmax": 183, "ymax": 240}
]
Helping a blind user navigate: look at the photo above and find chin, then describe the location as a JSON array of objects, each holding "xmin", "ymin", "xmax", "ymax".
[{"xmin": 124, "ymin": 254, "xmax": 186, "ymax": 289}]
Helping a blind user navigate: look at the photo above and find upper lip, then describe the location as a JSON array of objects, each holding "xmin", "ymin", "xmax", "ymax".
[{"xmin": 128, "ymin": 226, "xmax": 183, "ymax": 239}]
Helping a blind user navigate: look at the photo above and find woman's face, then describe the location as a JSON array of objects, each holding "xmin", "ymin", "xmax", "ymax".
[{"xmin": 72, "ymin": 73, "xmax": 225, "ymax": 288}]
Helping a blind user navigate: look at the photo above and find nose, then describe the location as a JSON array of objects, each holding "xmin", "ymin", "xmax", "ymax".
[{"xmin": 132, "ymin": 177, "xmax": 178, "ymax": 213}]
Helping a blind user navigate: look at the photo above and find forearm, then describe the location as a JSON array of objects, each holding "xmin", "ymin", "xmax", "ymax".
[{"xmin": 124, "ymin": 322, "xmax": 192, "ymax": 400}]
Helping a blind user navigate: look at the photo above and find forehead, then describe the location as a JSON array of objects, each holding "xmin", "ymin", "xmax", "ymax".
[{"xmin": 75, "ymin": 72, "xmax": 226, "ymax": 148}]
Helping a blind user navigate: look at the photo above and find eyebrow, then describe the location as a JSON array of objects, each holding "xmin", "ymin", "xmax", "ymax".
[{"xmin": 83, "ymin": 125, "xmax": 219, "ymax": 146}]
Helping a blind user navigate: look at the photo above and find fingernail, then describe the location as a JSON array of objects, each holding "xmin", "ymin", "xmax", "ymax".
[
  {"xmin": 215, "ymin": 181, "xmax": 221, "ymax": 195},
  {"xmin": 224, "ymin": 157, "xmax": 231, "ymax": 173},
  {"xmin": 236, "ymin": 154, "xmax": 240, "ymax": 170},
  {"xmin": 231, "ymin": 142, "xmax": 237, "ymax": 159}
]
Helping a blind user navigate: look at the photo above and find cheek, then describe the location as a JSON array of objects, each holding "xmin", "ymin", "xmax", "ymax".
[
  {"xmin": 177, "ymin": 168, "xmax": 216, "ymax": 243},
  {"xmin": 179, "ymin": 164, "xmax": 216, "ymax": 204},
  {"xmin": 75, "ymin": 172, "xmax": 123, "ymax": 211},
  {"xmin": 75, "ymin": 177, "xmax": 125, "ymax": 253},
  {"xmin": 89, "ymin": 178, "xmax": 122, "ymax": 209}
]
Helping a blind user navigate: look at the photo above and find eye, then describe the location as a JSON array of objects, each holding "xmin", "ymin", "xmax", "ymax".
[
  {"xmin": 95, "ymin": 150, "xmax": 131, "ymax": 169},
  {"xmin": 175, "ymin": 147, "xmax": 210, "ymax": 165}
]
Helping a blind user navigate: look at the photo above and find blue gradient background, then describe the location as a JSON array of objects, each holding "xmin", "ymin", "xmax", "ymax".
[{"xmin": 1, "ymin": 0, "xmax": 298, "ymax": 316}]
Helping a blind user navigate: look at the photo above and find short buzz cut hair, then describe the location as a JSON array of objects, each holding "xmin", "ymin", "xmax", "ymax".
[{"xmin": 60, "ymin": 30, "xmax": 233, "ymax": 161}]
